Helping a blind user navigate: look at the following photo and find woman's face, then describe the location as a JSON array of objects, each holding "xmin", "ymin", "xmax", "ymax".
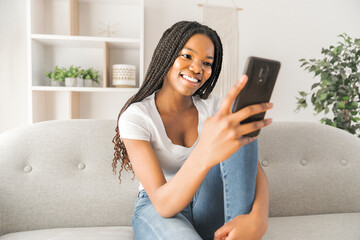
[{"xmin": 163, "ymin": 33, "xmax": 215, "ymax": 96}]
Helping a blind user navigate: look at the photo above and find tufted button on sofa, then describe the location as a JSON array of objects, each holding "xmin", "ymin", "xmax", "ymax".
[{"xmin": 0, "ymin": 120, "xmax": 359, "ymax": 240}]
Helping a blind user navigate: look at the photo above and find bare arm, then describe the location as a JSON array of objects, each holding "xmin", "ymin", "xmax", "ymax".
[
  {"xmin": 123, "ymin": 139, "xmax": 211, "ymax": 217},
  {"xmin": 123, "ymin": 75, "xmax": 273, "ymax": 218}
]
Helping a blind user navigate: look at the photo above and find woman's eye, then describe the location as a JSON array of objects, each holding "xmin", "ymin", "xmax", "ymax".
[
  {"xmin": 181, "ymin": 54, "xmax": 191, "ymax": 59},
  {"xmin": 204, "ymin": 62, "xmax": 213, "ymax": 67}
]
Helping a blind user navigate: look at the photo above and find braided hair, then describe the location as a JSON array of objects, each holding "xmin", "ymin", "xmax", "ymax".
[{"xmin": 112, "ymin": 21, "xmax": 223, "ymax": 182}]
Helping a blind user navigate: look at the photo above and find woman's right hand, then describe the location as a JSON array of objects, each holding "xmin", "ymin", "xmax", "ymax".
[{"xmin": 195, "ymin": 74, "xmax": 273, "ymax": 169}]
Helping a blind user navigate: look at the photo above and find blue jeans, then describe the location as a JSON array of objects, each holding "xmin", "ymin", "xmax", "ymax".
[{"xmin": 132, "ymin": 140, "xmax": 258, "ymax": 240}]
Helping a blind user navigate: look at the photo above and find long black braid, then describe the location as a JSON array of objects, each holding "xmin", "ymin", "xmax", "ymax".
[{"xmin": 112, "ymin": 21, "xmax": 223, "ymax": 182}]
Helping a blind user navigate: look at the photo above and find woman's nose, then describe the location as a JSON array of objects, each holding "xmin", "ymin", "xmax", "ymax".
[{"xmin": 189, "ymin": 60, "xmax": 202, "ymax": 74}]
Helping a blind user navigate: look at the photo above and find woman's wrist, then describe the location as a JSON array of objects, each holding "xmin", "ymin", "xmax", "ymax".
[
  {"xmin": 191, "ymin": 145, "xmax": 213, "ymax": 172},
  {"xmin": 249, "ymin": 208, "xmax": 269, "ymax": 233}
]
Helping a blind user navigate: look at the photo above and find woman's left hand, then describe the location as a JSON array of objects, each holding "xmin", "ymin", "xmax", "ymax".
[{"xmin": 214, "ymin": 212, "xmax": 268, "ymax": 240}]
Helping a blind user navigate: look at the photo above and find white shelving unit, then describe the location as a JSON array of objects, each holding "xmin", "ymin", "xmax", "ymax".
[{"xmin": 26, "ymin": 0, "xmax": 144, "ymax": 123}]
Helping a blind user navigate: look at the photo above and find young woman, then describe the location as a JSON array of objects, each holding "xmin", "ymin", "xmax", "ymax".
[{"xmin": 112, "ymin": 21, "xmax": 272, "ymax": 240}]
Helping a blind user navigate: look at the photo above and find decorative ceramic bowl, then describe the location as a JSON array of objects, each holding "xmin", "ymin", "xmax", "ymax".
[{"xmin": 112, "ymin": 64, "xmax": 136, "ymax": 87}]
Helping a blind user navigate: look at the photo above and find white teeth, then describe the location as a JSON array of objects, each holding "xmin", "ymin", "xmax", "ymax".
[{"xmin": 182, "ymin": 74, "xmax": 199, "ymax": 83}]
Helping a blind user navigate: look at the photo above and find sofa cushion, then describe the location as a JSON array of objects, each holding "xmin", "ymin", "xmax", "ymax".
[
  {"xmin": 259, "ymin": 122, "xmax": 360, "ymax": 217},
  {"xmin": 0, "ymin": 226, "xmax": 133, "ymax": 240},
  {"xmin": 0, "ymin": 120, "xmax": 139, "ymax": 235},
  {"xmin": 264, "ymin": 213, "xmax": 360, "ymax": 240}
]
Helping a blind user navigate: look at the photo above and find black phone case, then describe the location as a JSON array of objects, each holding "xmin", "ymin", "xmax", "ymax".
[{"xmin": 232, "ymin": 56, "xmax": 281, "ymax": 137}]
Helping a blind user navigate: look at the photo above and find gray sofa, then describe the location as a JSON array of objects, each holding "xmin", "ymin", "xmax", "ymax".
[{"xmin": 0, "ymin": 119, "xmax": 359, "ymax": 240}]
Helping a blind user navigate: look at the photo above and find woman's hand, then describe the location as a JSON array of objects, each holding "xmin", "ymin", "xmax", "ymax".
[
  {"xmin": 195, "ymin": 74, "xmax": 273, "ymax": 168},
  {"xmin": 213, "ymin": 212, "xmax": 268, "ymax": 240}
]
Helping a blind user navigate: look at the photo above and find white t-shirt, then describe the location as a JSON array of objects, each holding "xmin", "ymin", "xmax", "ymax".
[{"xmin": 119, "ymin": 91, "xmax": 221, "ymax": 191}]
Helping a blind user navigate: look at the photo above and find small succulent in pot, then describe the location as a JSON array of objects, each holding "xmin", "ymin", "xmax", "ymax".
[
  {"xmin": 81, "ymin": 68, "xmax": 101, "ymax": 87},
  {"xmin": 45, "ymin": 66, "xmax": 67, "ymax": 86},
  {"xmin": 65, "ymin": 65, "xmax": 81, "ymax": 87},
  {"xmin": 82, "ymin": 68, "xmax": 101, "ymax": 83},
  {"xmin": 67, "ymin": 65, "xmax": 81, "ymax": 78}
]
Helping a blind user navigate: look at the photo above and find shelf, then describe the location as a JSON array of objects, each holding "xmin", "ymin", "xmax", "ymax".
[
  {"xmin": 30, "ymin": 0, "xmax": 142, "ymax": 37},
  {"xmin": 32, "ymin": 86, "xmax": 139, "ymax": 93},
  {"xmin": 28, "ymin": 0, "xmax": 144, "ymax": 123},
  {"xmin": 31, "ymin": 37, "xmax": 141, "ymax": 88},
  {"xmin": 32, "ymin": 34, "xmax": 140, "ymax": 49}
]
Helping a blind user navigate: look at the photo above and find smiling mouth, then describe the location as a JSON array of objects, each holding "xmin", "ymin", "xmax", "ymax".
[{"xmin": 180, "ymin": 74, "xmax": 201, "ymax": 83}]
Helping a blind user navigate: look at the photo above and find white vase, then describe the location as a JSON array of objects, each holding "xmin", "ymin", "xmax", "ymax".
[
  {"xmin": 84, "ymin": 79, "xmax": 93, "ymax": 87},
  {"xmin": 65, "ymin": 77, "xmax": 77, "ymax": 87},
  {"xmin": 112, "ymin": 64, "xmax": 136, "ymax": 87},
  {"xmin": 51, "ymin": 79, "xmax": 61, "ymax": 86},
  {"xmin": 76, "ymin": 77, "xmax": 84, "ymax": 87}
]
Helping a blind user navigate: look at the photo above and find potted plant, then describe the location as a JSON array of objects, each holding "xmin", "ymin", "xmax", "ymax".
[
  {"xmin": 81, "ymin": 68, "xmax": 101, "ymax": 87},
  {"xmin": 65, "ymin": 65, "xmax": 81, "ymax": 87},
  {"xmin": 45, "ymin": 70, "xmax": 55, "ymax": 86},
  {"xmin": 296, "ymin": 33, "xmax": 360, "ymax": 137},
  {"xmin": 76, "ymin": 68, "xmax": 84, "ymax": 87},
  {"xmin": 45, "ymin": 66, "xmax": 66, "ymax": 86}
]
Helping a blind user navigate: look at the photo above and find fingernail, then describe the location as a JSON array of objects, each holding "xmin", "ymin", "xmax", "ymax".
[
  {"xmin": 236, "ymin": 78, "xmax": 243, "ymax": 86},
  {"xmin": 266, "ymin": 118, "xmax": 273, "ymax": 124},
  {"xmin": 236, "ymin": 75, "xmax": 247, "ymax": 86},
  {"xmin": 267, "ymin": 103, "xmax": 274, "ymax": 108}
]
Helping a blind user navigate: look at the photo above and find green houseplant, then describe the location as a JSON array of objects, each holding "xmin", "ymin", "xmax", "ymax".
[
  {"xmin": 81, "ymin": 68, "xmax": 101, "ymax": 87},
  {"xmin": 65, "ymin": 65, "xmax": 81, "ymax": 87},
  {"xmin": 46, "ymin": 66, "xmax": 101, "ymax": 87},
  {"xmin": 66, "ymin": 65, "xmax": 81, "ymax": 78},
  {"xmin": 45, "ymin": 66, "xmax": 67, "ymax": 86},
  {"xmin": 296, "ymin": 33, "xmax": 360, "ymax": 137}
]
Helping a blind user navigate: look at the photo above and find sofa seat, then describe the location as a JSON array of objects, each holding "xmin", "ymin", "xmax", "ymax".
[
  {"xmin": 2, "ymin": 213, "xmax": 359, "ymax": 240},
  {"xmin": 0, "ymin": 226, "xmax": 134, "ymax": 240},
  {"xmin": 264, "ymin": 212, "xmax": 360, "ymax": 240}
]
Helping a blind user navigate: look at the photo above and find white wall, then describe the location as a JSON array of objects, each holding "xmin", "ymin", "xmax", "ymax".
[
  {"xmin": 143, "ymin": 0, "xmax": 360, "ymax": 123},
  {"xmin": 0, "ymin": 0, "xmax": 28, "ymax": 133},
  {"xmin": 236, "ymin": 0, "xmax": 360, "ymax": 122},
  {"xmin": 1, "ymin": 0, "xmax": 360, "ymax": 133}
]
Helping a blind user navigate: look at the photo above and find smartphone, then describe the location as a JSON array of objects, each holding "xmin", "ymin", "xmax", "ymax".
[{"xmin": 232, "ymin": 56, "xmax": 281, "ymax": 137}]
